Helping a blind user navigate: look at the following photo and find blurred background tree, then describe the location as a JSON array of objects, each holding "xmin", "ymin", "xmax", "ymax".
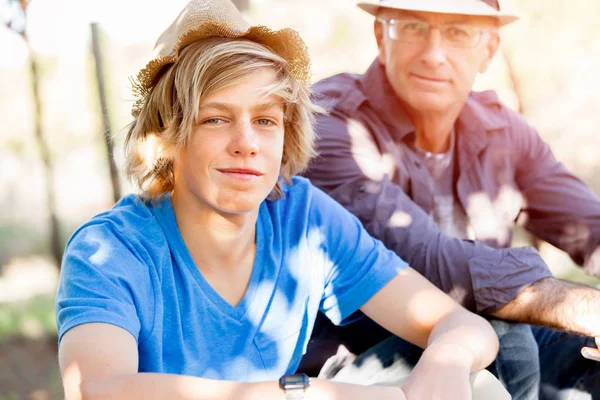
[
  {"xmin": 3, "ymin": 0, "xmax": 62, "ymax": 269},
  {"xmin": 90, "ymin": 21, "xmax": 121, "ymax": 204}
]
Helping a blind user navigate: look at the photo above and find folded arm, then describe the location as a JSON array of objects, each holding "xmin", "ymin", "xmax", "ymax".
[
  {"xmin": 59, "ymin": 323, "xmax": 406, "ymax": 400},
  {"xmin": 307, "ymin": 112, "xmax": 600, "ymax": 337},
  {"xmin": 360, "ymin": 267, "xmax": 499, "ymax": 373},
  {"xmin": 360, "ymin": 267, "xmax": 499, "ymax": 400}
]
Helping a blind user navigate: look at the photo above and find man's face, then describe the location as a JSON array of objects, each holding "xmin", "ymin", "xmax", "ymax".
[{"xmin": 375, "ymin": 9, "xmax": 500, "ymax": 114}]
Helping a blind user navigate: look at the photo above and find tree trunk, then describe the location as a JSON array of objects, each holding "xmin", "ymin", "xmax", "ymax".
[
  {"xmin": 27, "ymin": 44, "xmax": 63, "ymax": 268},
  {"xmin": 91, "ymin": 22, "xmax": 121, "ymax": 203}
]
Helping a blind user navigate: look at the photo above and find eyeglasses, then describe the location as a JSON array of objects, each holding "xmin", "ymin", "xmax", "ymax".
[{"xmin": 377, "ymin": 18, "xmax": 490, "ymax": 48}]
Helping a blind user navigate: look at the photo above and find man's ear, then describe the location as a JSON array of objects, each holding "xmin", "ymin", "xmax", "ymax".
[
  {"xmin": 479, "ymin": 31, "xmax": 500, "ymax": 74},
  {"xmin": 374, "ymin": 19, "xmax": 387, "ymax": 65}
]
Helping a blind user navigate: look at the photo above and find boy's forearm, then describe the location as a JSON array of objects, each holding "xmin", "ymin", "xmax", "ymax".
[
  {"xmin": 80, "ymin": 373, "xmax": 286, "ymax": 400},
  {"xmin": 76, "ymin": 373, "xmax": 404, "ymax": 400}
]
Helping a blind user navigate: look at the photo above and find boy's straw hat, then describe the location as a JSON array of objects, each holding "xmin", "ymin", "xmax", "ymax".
[{"xmin": 132, "ymin": 0, "xmax": 311, "ymax": 115}]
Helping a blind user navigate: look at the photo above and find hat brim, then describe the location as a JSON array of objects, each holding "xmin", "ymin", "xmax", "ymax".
[
  {"xmin": 132, "ymin": 22, "xmax": 310, "ymax": 115},
  {"xmin": 357, "ymin": 0, "xmax": 519, "ymax": 26}
]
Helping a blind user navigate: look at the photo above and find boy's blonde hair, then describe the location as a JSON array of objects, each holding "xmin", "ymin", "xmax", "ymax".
[{"xmin": 125, "ymin": 37, "xmax": 321, "ymax": 201}]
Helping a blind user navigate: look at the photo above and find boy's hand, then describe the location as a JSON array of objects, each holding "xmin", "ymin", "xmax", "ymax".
[{"xmin": 401, "ymin": 343, "xmax": 473, "ymax": 400}]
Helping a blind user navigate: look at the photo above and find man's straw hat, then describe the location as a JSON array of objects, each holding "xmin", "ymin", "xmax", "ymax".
[
  {"xmin": 131, "ymin": 0, "xmax": 311, "ymax": 116},
  {"xmin": 357, "ymin": 0, "xmax": 519, "ymax": 27}
]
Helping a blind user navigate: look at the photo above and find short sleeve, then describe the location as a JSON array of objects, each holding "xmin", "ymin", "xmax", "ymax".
[
  {"xmin": 55, "ymin": 222, "xmax": 154, "ymax": 344},
  {"xmin": 308, "ymin": 185, "xmax": 408, "ymax": 325}
]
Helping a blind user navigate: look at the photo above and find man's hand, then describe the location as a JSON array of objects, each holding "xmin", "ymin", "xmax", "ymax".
[{"xmin": 581, "ymin": 337, "xmax": 600, "ymax": 362}]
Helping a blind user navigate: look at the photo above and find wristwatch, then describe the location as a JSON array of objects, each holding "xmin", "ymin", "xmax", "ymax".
[{"xmin": 279, "ymin": 373, "xmax": 311, "ymax": 399}]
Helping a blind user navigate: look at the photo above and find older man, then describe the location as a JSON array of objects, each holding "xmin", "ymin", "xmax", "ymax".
[{"xmin": 302, "ymin": 0, "xmax": 600, "ymax": 398}]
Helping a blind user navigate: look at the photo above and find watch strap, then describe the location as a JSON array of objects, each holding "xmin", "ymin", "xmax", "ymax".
[{"xmin": 284, "ymin": 386, "xmax": 306, "ymax": 399}]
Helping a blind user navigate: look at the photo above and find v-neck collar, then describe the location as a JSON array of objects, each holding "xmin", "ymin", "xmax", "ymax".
[{"xmin": 153, "ymin": 194, "xmax": 270, "ymax": 321}]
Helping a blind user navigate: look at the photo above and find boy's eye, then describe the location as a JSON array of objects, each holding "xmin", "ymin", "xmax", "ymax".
[
  {"xmin": 257, "ymin": 119, "xmax": 273, "ymax": 126},
  {"xmin": 205, "ymin": 118, "xmax": 222, "ymax": 125}
]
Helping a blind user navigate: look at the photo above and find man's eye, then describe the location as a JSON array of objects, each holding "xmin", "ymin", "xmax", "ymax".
[
  {"xmin": 446, "ymin": 26, "xmax": 470, "ymax": 38},
  {"xmin": 204, "ymin": 118, "xmax": 222, "ymax": 125},
  {"xmin": 403, "ymin": 22, "xmax": 427, "ymax": 33}
]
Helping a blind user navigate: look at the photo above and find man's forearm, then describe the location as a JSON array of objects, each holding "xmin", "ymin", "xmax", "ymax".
[{"xmin": 491, "ymin": 277, "xmax": 600, "ymax": 336}]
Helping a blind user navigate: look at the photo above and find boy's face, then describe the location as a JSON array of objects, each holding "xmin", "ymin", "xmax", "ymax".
[{"xmin": 173, "ymin": 68, "xmax": 285, "ymax": 215}]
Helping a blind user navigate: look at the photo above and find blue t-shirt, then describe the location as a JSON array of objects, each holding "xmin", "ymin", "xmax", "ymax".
[{"xmin": 55, "ymin": 177, "xmax": 407, "ymax": 382}]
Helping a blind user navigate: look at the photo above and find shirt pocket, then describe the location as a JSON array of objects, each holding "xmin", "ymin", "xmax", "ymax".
[{"xmin": 253, "ymin": 302, "xmax": 309, "ymax": 375}]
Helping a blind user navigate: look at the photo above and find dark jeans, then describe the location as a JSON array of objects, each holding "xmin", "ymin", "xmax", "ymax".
[
  {"xmin": 535, "ymin": 326, "xmax": 600, "ymax": 399},
  {"xmin": 297, "ymin": 313, "xmax": 600, "ymax": 399}
]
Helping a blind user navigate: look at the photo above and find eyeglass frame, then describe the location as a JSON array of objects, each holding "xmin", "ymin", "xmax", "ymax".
[{"xmin": 376, "ymin": 17, "xmax": 495, "ymax": 48}]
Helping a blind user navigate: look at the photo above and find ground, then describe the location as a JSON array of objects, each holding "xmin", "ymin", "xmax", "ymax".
[
  {"xmin": 0, "ymin": 258, "xmax": 62, "ymax": 400},
  {"xmin": 0, "ymin": 335, "xmax": 62, "ymax": 400}
]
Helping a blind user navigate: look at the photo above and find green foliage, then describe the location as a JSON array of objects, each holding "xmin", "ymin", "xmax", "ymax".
[
  {"xmin": 559, "ymin": 266, "xmax": 600, "ymax": 287},
  {"xmin": 0, "ymin": 225, "xmax": 49, "ymax": 267},
  {"xmin": 0, "ymin": 294, "xmax": 56, "ymax": 343},
  {"xmin": 0, "ymin": 393, "xmax": 21, "ymax": 400}
]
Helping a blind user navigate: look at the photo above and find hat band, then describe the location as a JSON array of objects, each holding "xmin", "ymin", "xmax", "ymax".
[
  {"xmin": 377, "ymin": 0, "xmax": 501, "ymax": 11},
  {"xmin": 480, "ymin": 0, "xmax": 500, "ymax": 11}
]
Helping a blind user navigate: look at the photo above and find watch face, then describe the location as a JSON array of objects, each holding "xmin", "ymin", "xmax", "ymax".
[{"xmin": 279, "ymin": 373, "xmax": 310, "ymax": 389}]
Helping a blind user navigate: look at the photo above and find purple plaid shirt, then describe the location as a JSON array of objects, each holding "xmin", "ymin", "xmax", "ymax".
[{"xmin": 305, "ymin": 60, "xmax": 600, "ymax": 313}]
